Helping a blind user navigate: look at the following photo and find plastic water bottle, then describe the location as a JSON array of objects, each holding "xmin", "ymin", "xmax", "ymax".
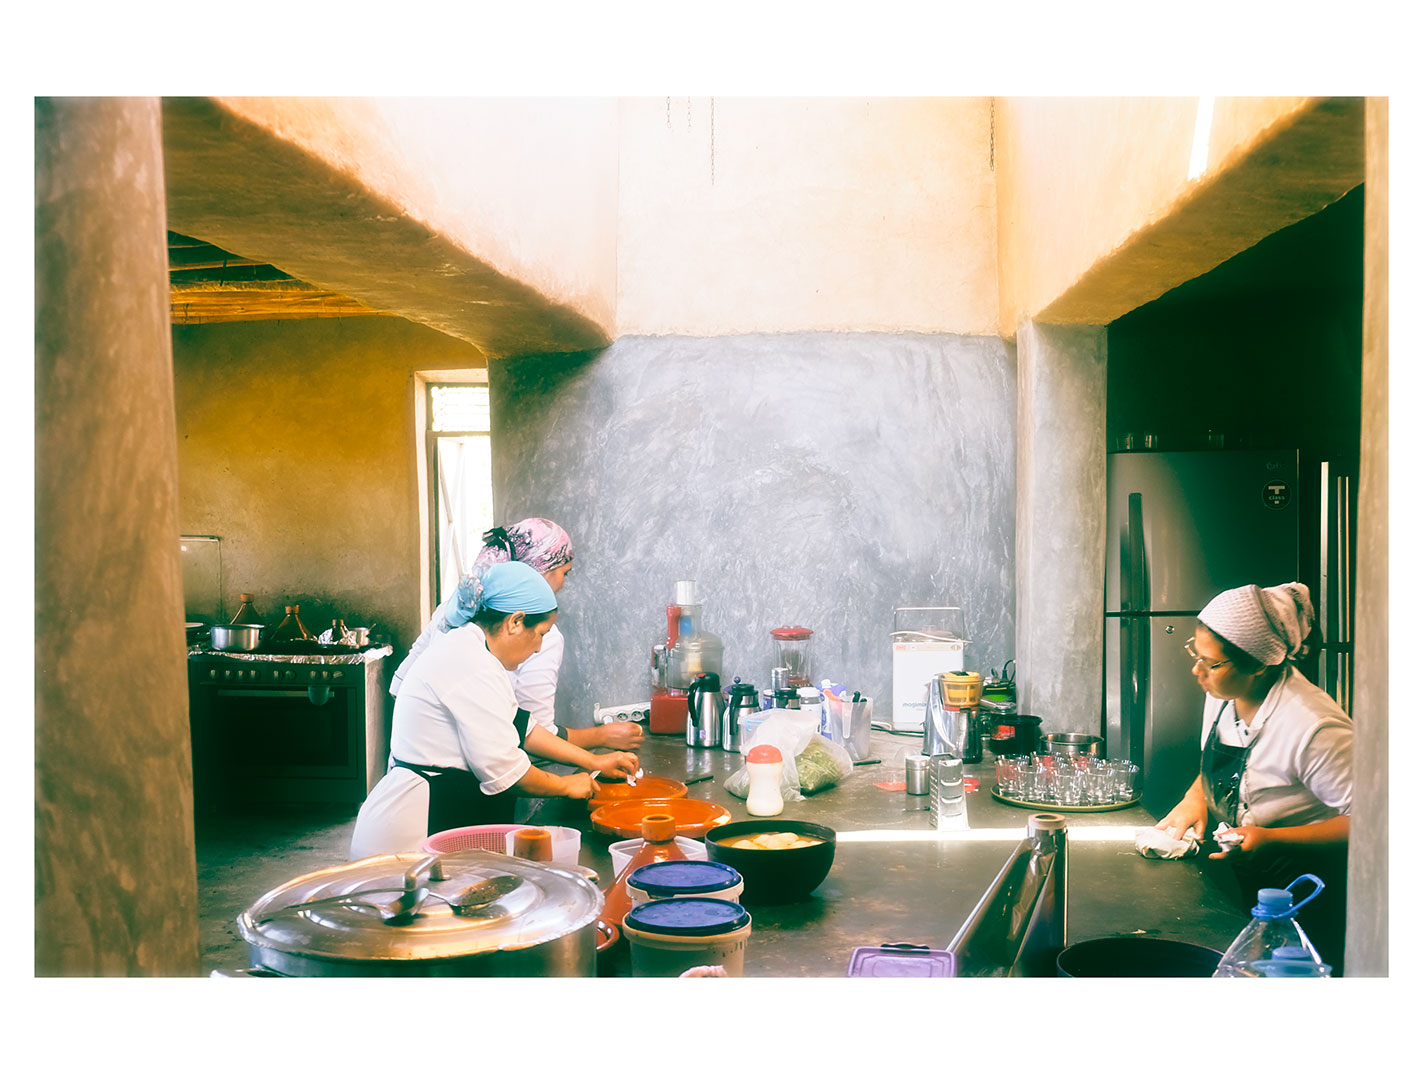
[{"xmin": 1212, "ymin": 874, "xmax": 1332, "ymax": 977}]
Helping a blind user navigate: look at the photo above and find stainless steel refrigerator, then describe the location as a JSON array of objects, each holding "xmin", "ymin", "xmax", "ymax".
[{"xmin": 1104, "ymin": 449, "xmax": 1353, "ymax": 817}]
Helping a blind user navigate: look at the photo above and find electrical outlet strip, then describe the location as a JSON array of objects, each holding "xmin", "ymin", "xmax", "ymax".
[{"xmin": 593, "ymin": 702, "xmax": 651, "ymax": 725}]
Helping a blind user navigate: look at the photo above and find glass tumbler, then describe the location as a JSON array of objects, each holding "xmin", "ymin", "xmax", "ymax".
[
  {"xmin": 995, "ymin": 755, "xmax": 1023, "ymax": 798},
  {"xmin": 1114, "ymin": 761, "xmax": 1141, "ymax": 802}
]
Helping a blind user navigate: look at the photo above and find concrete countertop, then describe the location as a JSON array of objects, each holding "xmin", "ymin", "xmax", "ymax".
[{"xmin": 527, "ymin": 727, "xmax": 1247, "ymax": 977}]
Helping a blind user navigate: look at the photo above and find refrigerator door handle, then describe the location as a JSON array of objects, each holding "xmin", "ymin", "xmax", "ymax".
[{"xmin": 1125, "ymin": 492, "xmax": 1146, "ymax": 612}]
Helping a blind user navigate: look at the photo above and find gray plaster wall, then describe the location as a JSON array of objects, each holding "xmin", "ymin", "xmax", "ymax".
[
  {"xmin": 490, "ymin": 332, "xmax": 1016, "ymax": 731},
  {"xmin": 1015, "ymin": 321, "xmax": 1108, "ymax": 733}
]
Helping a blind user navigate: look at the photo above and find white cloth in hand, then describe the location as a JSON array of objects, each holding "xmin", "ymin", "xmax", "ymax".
[
  {"xmin": 1134, "ymin": 826, "xmax": 1201, "ymax": 859},
  {"xmin": 1213, "ymin": 822, "xmax": 1244, "ymax": 849}
]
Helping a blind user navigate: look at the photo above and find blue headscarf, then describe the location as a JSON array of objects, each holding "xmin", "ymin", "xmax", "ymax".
[{"xmin": 446, "ymin": 561, "xmax": 556, "ymax": 628}]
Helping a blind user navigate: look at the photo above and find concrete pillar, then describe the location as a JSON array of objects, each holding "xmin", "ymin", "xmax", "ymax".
[
  {"xmin": 1015, "ymin": 321, "xmax": 1108, "ymax": 729},
  {"xmin": 35, "ymin": 98, "xmax": 198, "ymax": 974},
  {"xmin": 1346, "ymin": 99, "xmax": 1388, "ymax": 976}
]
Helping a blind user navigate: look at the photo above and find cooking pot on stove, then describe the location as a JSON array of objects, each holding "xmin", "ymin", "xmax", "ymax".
[
  {"xmin": 237, "ymin": 849, "xmax": 602, "ymax": 976},
  {"xmin": 211, "ymin": 623, "xmax": 262, "ymax": 652}
]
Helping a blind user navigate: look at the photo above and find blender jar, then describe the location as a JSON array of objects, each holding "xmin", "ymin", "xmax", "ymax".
[{"xmin": 770, "ymin": 626, "xmax": 814, "ymax": 688}]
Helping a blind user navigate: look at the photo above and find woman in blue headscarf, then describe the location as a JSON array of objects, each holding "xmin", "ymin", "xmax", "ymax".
[
  {"xmin": 351, "ymin": 561, "xmax": 639, "ymax": 858},
  {"xmin": 391, "ymin": 517, "xmax": 644, "ymax": 751}
]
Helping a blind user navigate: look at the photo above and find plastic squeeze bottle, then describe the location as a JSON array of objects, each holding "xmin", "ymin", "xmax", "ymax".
[
  {"xmin": 745, "ymin": 744, "xmax": 785, "ymax": 817},
  {"xmin": 1212, "ymin": 874, "xmax": 1331, "ymax": 977}
]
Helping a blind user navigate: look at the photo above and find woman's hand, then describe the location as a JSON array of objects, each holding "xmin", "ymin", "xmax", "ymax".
[
  {"xmin": 598, "ymin": 722, "xmax": 645, "ymax": 751},
  {"xmin": 1208, "ymin": 825, "xmax": 1268, "ymax": 859},
  {"xmin": 1155, "ymin": 778, "xmax": 1208, "ymax": 842},
  {"xmin": 595, "ymin": 751, "xmax": 640, "ymax": 780},
  {"xmin": 560, "ymin": 772, "xmax": 600, "ymax": 801}
]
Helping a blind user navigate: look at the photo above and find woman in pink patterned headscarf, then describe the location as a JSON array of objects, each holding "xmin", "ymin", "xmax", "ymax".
[
  {"xmin": 391, "ymin": 518, "xmax": 642, "ymax": 752},
  {"xmin": 1155, "ymin": 581, "xmax": 1353, "ymax": 972}
]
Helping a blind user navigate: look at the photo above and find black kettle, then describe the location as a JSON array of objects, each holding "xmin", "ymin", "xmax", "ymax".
[{"xmin": 724, "ymin": 680, "xmax": 759, "ymax": 752}]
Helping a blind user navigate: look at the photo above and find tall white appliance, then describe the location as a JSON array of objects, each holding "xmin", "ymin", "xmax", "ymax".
[{"xmin": 1104, "ymin": 449, "xmax": 1353, "ymax": 816}]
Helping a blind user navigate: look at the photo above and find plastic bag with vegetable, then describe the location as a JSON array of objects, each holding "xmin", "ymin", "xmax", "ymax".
[{"xmin": 795, "ymin": 734, "xmax": 853, "ymax": 794}]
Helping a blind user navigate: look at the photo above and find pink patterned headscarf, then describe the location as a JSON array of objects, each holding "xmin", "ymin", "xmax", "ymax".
[
  {"xmin": 473, "ymin": 517, "xmax": 574, "ymax": 574},
  {"xmin": 453, "ymin": 518, "xmax": 574, "ymax": 618}
]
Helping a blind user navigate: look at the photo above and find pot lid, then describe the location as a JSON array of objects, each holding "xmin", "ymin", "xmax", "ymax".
[
  {"xmin": 624, "ymin": 897, "xmax": 751, "ymax": 936},
  {"xmin": 237, "ymin": 850, "xmax": 601, "ymax": 965},
  {"xmin": 628, "ymin": 860, "xmax": 742, "ymax": 896}
]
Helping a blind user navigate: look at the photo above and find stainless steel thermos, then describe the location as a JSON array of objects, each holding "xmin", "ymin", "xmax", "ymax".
[{"xmin": 685, "ymin": 672, "xmax": 724, "ymax": 748}]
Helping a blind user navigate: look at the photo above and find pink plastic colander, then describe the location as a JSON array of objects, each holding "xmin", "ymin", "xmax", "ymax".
[{"xmin": 422, "ymin": 823, "xmax": 525, "ymax": 854}]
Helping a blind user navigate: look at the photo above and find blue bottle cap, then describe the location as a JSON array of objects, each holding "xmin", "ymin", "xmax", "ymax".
[
  {"xmin": 624, "ymin": 898, "xmax": 751, "ymax": 937},
  {"xmin": 629, "ymin": 860, "xmax": 743, "ymax": 896},
  {"xmin": 1252, "ymin": 887, "xmax": 1293, "ymax": 918}
]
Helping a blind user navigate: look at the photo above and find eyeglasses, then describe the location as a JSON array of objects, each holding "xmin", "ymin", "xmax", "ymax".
[{"xmin": 1184, "ymin": 640, "xmax": 1230, "ymax": 671}]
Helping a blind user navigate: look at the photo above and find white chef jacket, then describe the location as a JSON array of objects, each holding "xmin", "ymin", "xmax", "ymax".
[
  {"xmin": 391, "ymin": 605, "xmax": 565, "ymax": 735},
  {"xmin": 510, "ymin": 623, "xmax": 563, "ymax": 734},
  {"xmin": 1200, "ymin": 664, "xmax": 1353, "ymax": 829},
  {"xmin": 350, "ymin": 623, "xmax": 531, "ymax": 859}
]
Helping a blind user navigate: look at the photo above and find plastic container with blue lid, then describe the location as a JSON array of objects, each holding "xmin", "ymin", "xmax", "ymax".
[
  {"xmin": 627, "ymin": 861, "xmax": 744, "ymax": 906},
  {"xmin": 621, "ymin": 898, "xmax": 753, "ymax": 977}
]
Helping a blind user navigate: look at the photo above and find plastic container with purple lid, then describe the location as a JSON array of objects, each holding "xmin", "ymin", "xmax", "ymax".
[{"xmin": 846, "ymin": 944, "xmax": 957, "ymax": 977}]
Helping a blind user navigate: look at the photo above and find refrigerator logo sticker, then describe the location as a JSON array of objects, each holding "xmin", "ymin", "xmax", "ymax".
[{"xmin": 1262, "ymin": 480, "xmax": 1292, "ymax": 509}]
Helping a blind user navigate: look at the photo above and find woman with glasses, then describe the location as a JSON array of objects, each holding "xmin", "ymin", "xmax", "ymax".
[{"xmin": 1155, "ymin": 582, "xmax": 1353, "ymax": 972}]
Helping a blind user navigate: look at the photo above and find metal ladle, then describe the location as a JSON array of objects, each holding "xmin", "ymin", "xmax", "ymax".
[
  {"xmin": 258, "ymin": 885, "xmax": 428, "ymax": 925},
  {"xmin": 429, "ymin": 874, "xmax": 523, "ymax": 916},
  {"xmin": 261, "ymin": 853, "xmax": 443, "ymax": 925}
]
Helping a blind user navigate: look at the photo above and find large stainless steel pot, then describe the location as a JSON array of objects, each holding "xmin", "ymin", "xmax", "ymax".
[
  {"xmin": 211, "ymin": 623, "xmax": 262, "ymax": 652},
  {"xmin": 237, "ymin": 850, "xmax": 602, "ymax": 976}
]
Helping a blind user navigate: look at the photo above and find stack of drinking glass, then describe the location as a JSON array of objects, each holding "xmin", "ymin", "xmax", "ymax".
[{"xmin": 993, "ymin": 752, "xmax": 1141, "ymax": 807}]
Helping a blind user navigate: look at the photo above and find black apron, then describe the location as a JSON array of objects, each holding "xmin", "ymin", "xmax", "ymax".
[
  {"xmin": 1201, "ymin": 700, "xmax": 1349, "ymax": 974},
  {"xmin": 393, "ymin": 708, "xmax": 532, "ymax": 836}
]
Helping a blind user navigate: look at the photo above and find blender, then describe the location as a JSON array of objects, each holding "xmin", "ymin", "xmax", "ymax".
[{"xmin": 770, "ymin": 625, "xmax": 813, "ymax": 689}]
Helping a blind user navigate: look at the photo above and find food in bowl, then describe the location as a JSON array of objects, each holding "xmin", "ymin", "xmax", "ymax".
[
  {"xmin": 714, "ymin": 832, "xmax": 825, "ymax": 851},
  {"xmin": 704, "ymin": 820, "xmax": 836, "ymax": 905}
]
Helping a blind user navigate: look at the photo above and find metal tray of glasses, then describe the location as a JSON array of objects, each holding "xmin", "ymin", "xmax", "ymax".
[{"xmin": 990, "ymin": 786, "xmax": 1142, "ymax": 813}]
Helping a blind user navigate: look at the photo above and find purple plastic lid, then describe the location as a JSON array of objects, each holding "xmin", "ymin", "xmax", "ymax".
[
  {"xmin": 629, "ymin": 860, "xmax": 743, "ymax": 896},
  {"xmin": 624, "ymin": 898, "xmax": 751, "ymax": 937},
  {"xmin": 846, "ymin": 945, "xmax": 957, "ymax": 977}
]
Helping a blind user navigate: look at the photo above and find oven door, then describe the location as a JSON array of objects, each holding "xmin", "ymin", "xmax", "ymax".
[{"xmin": 191, "ymin": 681, "xmax": 369, "ymax": 806}]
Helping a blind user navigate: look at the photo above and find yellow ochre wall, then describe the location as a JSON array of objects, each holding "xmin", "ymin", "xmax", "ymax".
[{"xmin": 171, "ymin": 316, "xmax": 484, "ymax": 657}]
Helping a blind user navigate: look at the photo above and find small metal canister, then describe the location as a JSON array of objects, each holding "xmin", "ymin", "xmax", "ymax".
[
  {"xmin": 928, "ymin": 755, "xmax": 967, "ymax": 830},
  {"xmin": 905, "ymin": 754, "xmax": 930, "ymax": 795}
]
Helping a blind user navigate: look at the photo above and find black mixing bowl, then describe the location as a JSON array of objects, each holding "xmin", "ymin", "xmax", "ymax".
[
  {"xmin": 704, "ymin": 820, "xmax": 836, "ymax": 905},
  {"xmin": 1056, "ymin": 937, "xmax": 1223, "ymax": 977}
]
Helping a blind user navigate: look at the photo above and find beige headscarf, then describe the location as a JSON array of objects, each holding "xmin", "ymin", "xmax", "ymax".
[{"xmin": 1198, "ymin": 582, "xmax": 1315, "ymax": 667}]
